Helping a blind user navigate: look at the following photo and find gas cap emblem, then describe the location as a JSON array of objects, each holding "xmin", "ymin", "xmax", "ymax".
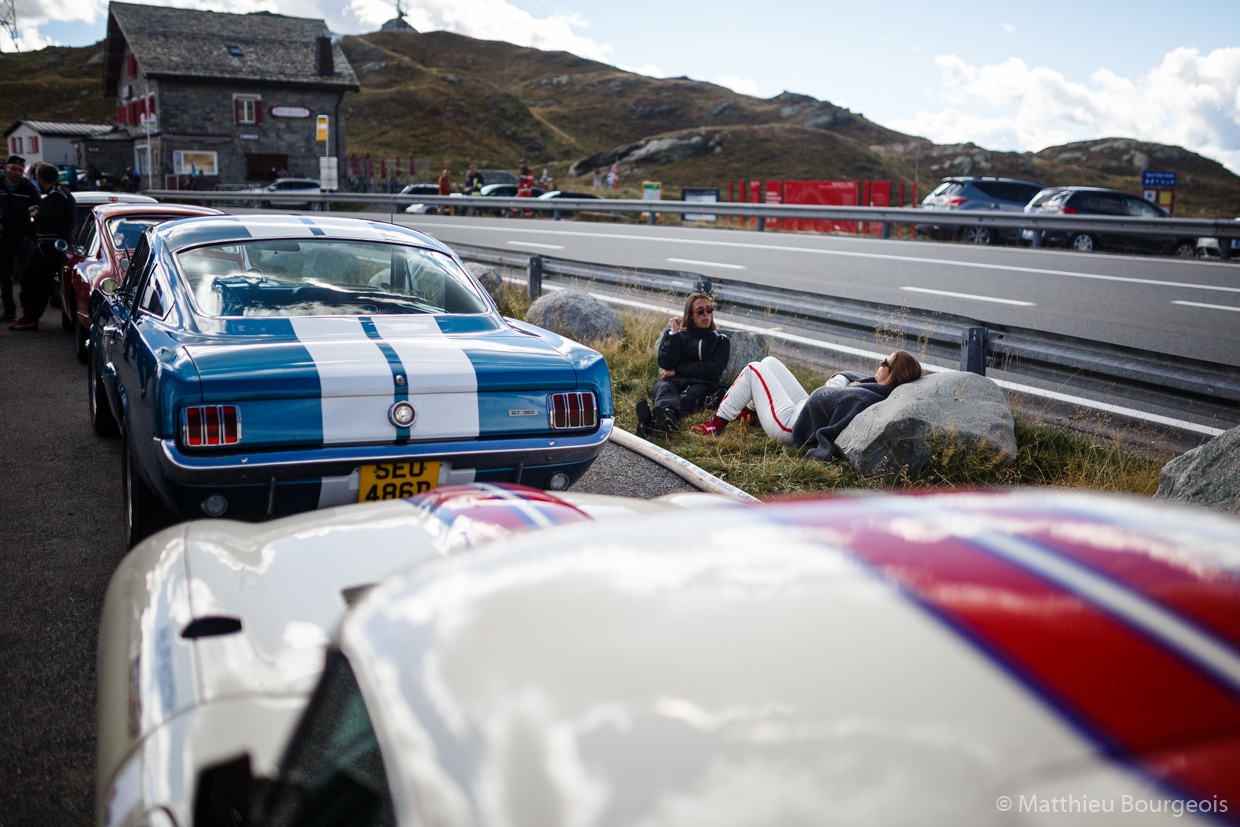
[{"xmin": 389, "ymin": 401, "xmax": 416, "ymax": 427}]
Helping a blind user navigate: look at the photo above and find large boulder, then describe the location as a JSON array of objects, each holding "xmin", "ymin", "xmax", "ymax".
[
  {"xmin": 720, "ymin": 330, "xmax": 771, "ymax": 384},
  {"xmin": 836, "ymin": 371, "xmax": 1016, "ymax": 480},
  {"xmin": 468, "ymin": 264, "xmax": 503, "ymax": 300},
  {"xmin": 525, "ymin": 290, "xmax": 624, "ymax": 344},
  {"xmin": 1154, "ymin": 426, "xmax": 1240, "ymax": 514}
]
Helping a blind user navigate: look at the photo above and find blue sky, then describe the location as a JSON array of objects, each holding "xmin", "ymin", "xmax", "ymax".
[{"xmin": 7, "ymin": 0, "xmax": 1240, "ymax": 173}]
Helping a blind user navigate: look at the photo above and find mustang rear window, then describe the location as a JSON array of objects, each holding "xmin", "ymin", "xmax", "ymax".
[{"xmin": 177, "ymin": 238, "xmax": 490, "ymax": 318}]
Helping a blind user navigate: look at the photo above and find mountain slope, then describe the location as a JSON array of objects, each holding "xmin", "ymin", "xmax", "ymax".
[{"xmin": 3, "ymin": 32, "xmax": 1238, "ymax": 216}]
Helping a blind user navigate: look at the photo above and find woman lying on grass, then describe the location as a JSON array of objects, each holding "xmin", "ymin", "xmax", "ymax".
[{"xmin": 692, "ymin": 350, "xmax": 922, "ymax": 459}]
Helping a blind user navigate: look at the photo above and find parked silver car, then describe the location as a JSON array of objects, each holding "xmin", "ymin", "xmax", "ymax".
[{"xmin": 920, "ymin": 176, "xmax": 1045, "ymax": 245}]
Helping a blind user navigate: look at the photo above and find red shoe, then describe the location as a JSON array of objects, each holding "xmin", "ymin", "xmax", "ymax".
[
  {"xmin": 736, "ymin": 407, "xmax": 757, "ymax": 425},
  {"xmin": 691, "ymin": 416, "xmax": 727, "ymax": 436},
  {"xmin": 8, "ymin": 317, "xmax": 37, "ymax": 331}
]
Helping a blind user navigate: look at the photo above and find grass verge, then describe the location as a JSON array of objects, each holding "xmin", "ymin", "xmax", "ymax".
[{"xmin": 496, "ymin": 282, "xmax": 1170, "ymax": 501}]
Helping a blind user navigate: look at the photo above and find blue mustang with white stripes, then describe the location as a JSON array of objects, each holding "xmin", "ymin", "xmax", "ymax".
[{"xmin": 88, "ymin": 214, "xmax": 613, "ymax": 546}]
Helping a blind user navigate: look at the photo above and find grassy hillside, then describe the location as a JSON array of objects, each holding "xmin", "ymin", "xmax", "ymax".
[{"xmin": 3, "ymin": 32, "xmax": 1239, "ymax": 217}]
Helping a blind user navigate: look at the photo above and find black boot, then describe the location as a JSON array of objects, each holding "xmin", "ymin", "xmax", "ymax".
[
  {"xmin": 635, "ymin": 399, "xmax": 653, "ymax": 438},
  {"xmin": 657, "ymin": 406, "xmax": 680, "ymax": 432}
]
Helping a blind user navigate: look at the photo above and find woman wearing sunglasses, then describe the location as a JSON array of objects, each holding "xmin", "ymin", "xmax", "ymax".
[
  {"xmin": 692, "ymin": 350, "xmax": 921, "ymax": 459},
  {"xmin": 637, "ymin": 292, "xmax": 731, "ymax": 435}
]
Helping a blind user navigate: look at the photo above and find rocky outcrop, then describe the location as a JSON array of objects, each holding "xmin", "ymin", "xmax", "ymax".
[
  {"xmin": 836, "ymin": 371, "xmax": 1016, "ymax": 480},
  {"xmin": 1154, "ymin": 426, "xmax": 1240, "ymax": 514},
  {"xmin": 525, "ymin": 290, "xmax": 624, "ymax": 344},
  {"xmin": 569, "ymin": 132, "xmax": 723, "ymax": 177}
]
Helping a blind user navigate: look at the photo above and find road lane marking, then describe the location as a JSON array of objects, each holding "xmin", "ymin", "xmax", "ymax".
[
  {"xmin": 1173, "ymin": 300, "xmax": 1240, "ymax": 312},
  {"xmin": 427, "ymin": 220, "xmax": 1240, "ymax": 295},
  {"xmin": 507, "ymin": 241, "xmax": 565, "ymax": 250},
  {"xmin": 667, "ymin": 258, "xmax": 745, "ymax": 269},
  {"xmin": 902, "ymin": 286, "xmax": 1035, "ymax": 306}
]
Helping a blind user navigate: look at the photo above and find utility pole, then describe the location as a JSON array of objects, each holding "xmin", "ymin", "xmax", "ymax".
[{"xmin": 0, "ymin": 0, "xmax": 20, "ymax": 51}]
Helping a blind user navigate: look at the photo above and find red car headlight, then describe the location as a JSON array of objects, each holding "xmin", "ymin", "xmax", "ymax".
[
  {"xmin": 548, "ymin": 392, "xmax": 597, "ymax": 430},
  {"xmin": 182, "ymin": 405, "xmax": 242, "ymax": 447}
]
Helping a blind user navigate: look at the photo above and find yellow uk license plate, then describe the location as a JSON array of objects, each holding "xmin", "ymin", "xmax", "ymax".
[{"xmin": 358, "ymin": 460, "xmax": 440, "ymax": 502}]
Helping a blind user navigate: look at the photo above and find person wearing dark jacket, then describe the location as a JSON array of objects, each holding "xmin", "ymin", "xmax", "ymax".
[
  {"xmin": 636, "ymin": 292, "xmax": 730, "ymax": 435},
  {"xmin": 692, "ymin": 351, "xmax": 922, "ymax": 459},
  {"xmin": 9, "ymin": 163, "xmax": 75, "ymax": 331},
  {"xmin": 0, "ymin": 154, "xmax": 40, "ymax": 321}
]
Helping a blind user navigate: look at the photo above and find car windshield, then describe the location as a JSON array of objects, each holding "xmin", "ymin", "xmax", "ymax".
[
  {"xmin": 106, "ymin": 217, "xmax": 165, "ymax": 251},
  {"xmin": 177, "ymin": 238, "xmax": 491, "ymax": 318}
]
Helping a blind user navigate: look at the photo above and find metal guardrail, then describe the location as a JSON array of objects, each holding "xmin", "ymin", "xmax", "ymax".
[
  {"xmin": 447, "ymin": 243, "xmax": 1240, "ymax": 438},
  {"xmin": 147, "ymin": 189, "xmax": 1240, "ymax": 251}
]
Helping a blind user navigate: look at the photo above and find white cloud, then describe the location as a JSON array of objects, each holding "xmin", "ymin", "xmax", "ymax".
[
  {"xmin": 714, "ymin": 75, "xmax": 761, "ymax": 97},
  {"xmin": 891, "ymin": 47, "xmax": 1240, "ymax": 174},
  {"xmin": 1001, "ymin": 23, "xmax": 1015, "ymax": 34},
  {"xmin": 344, "ymin": 0, "xmax": 613, "ymax": 63}
]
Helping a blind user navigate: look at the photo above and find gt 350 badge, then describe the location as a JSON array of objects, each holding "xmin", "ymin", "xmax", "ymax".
[{"xmin": 508, "ymin": 409, "xmax": 537, "ymax": 417}]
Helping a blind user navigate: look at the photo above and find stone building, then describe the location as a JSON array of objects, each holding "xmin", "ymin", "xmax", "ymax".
[{"xmin": 103, "ymin": 2, "xmax": 359, "ymax": 190}]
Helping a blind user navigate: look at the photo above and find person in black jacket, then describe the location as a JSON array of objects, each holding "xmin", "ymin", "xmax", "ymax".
[
  {"xmin": 636, "ymin": 292, "xmax": 730, "ymax": 435},
  {"xmin": 0, "ymin": 155, "xmax": 40, "ymax": 322},
  {"xmin": 9, "ymin": 163, "xmax": 75, "ymax": 331}
]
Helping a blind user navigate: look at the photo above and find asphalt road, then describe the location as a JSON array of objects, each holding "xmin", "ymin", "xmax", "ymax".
[
  {"xmin": 377, "ymin": 212, "xmax": 1240, "ymax": 368},
  {"xmin": 0, "ymin": 318, "xmax": 695, "ymax": 825}
]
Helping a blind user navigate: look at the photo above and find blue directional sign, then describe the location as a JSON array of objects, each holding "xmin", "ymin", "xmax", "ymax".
[{"xmin": 1142, "ymin": 171, "xmax": 1177, "ymax": 188}]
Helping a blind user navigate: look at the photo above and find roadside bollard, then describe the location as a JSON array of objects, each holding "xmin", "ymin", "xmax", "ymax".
[
  {"xmin": 528, "ymin": 255, "xmax": 543, "ymax": 300},
  {"xmin": 961, "ymin": 326, "xmax": 987, "ymax": 376}
]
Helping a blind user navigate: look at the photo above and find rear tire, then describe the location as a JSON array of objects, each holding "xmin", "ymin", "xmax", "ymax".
[
  {"xmin": 123, "ymin": 435, "xmax": 175, "ymax": 548},
  {"xmin": 89, "ymin": 345, "xmax": 120, "ymax": 437},
  {"xmin": 1070, "ymin": 233, "xmax": 1096, "ymax": 252},
  {"xmin": 963, "ymin": 226, "xmax": 994, "ymax": 245},
  {"xmin": 1172, "ymin": 240, "xmax": 1196, "ymax": 258}
]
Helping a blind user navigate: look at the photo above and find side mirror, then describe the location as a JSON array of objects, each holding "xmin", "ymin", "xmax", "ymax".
[{"xmin": 100, "ymin": 277, "xmax": 120, "ymax": 296}]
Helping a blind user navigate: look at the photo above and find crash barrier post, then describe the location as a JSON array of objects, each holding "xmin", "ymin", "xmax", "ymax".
[
  {"xmin": 528, "ymin": 256, "xmax": 543, "ymax": 299},
  {"xmin": 962, "ymin": 326, "xmax": 987, "ymax": 376}
]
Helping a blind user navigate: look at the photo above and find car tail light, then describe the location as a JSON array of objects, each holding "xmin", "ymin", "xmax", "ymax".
[
  {"xmin": 182, "ymin": 405, "xmax": 242, "ymax": 447},
  {"xmin": 548, "ymin": 392, "xmax": 597, "ymax": 430},
  {"xmin": 946, "ymin": 197, "xmax": 967, "ymax": 206},
  {"xmin": 1060, "ymin": 206, "xmax": 1078, "ymax": 214}
]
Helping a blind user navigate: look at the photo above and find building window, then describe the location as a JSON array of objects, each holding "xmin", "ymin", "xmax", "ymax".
[
  {"xmin": 12, "ymin": 137, "xmax": 21, "ymax": 153},
  {"xmin": 233, "ymin": 95, "xmax": 261, "ymax": 125},
  {"xmin": 227, "ymin": 45, "xmax": 243, "ymax": 57},
  {"xmin": 29, "ymin": 136, "xmax": 38, "ymax": 153}
]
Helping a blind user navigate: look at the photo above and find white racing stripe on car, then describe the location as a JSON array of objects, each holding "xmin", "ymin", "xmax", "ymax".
[
  {"xmin": 290, "ymin": 317, "xmax": 400, "ymax": 443},
  {"xmin": 372, "ymin": 316, "xmax": 480, "ymax": 439}
]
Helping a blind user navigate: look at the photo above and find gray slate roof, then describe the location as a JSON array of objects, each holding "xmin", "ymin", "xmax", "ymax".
[
  {"xmin": 106, "ymin": 2, "xmax": 359, "ymax": 90},
  {"xmin": 3, "ymin": 120, "xmax": 117, "ymax": 138}
]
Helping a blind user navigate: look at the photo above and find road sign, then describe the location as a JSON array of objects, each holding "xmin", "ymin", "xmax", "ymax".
[
  {"xmin": 1142, "ymin": 170, "xmax": 1177, "ymax": 188},
  {"xmin": 316, "ymin": 115, "xmax": 329, "ymax": 143}
]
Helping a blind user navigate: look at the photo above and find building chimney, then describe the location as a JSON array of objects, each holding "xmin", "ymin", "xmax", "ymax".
[{"xmin": 316, "ymin": 35, "xmax": 334, "ymax": 76}]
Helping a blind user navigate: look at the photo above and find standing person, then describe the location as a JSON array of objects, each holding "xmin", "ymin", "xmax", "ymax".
[
  {"xmin": 691, "ymin": 351, "xmax": 922, "ymax": 459},
  {"xmin": 515, "ymin": 162, "xmax": 535, "ymax": 217},
  {"xmin": 592, "ymin": 167, "xmax": 603, "ymax": 190},
  {"xmin": 636, "ymin": 292, "xmax": 730, "ymax": 436},
  {"xmin": 8, "ymin": 163, "xmax": 75, "ymax": 331},
  {"xmin": 606, "ymin": 161, "xmax": 620, "ymax": 190},
  {"xmin": 0, "ymin": 154, "xmax": 40, "ymax": 322},
  {"xmin": 463, "ymin": 164, "xmax": 484, "ymax": 195},
  {"xmin": 437, "ymin": 167, "xmax": 454, "ymax": 215}
]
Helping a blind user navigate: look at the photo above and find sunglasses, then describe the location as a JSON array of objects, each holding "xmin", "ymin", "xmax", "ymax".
[
  {"xmin": 879, "ymin": 358, "xmax": 891, "ymax": 369},
  {"xmin": 693, "ymin": 306, "xmax": 715, "ymax": 316}
]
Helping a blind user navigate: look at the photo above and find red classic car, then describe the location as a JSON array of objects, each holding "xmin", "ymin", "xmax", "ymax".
[{"xmin": 58, "ymin": 202, "xmax": 224, "ymax": 361}]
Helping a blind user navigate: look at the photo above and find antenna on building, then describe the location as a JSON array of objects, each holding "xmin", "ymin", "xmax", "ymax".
[
  {"xmin": 394, "ymin": 0, "xmax": 407, "ymax": 21},
  {"xmin": 0, "ymin": 0, "xmax": 20, "ymax": 52}
]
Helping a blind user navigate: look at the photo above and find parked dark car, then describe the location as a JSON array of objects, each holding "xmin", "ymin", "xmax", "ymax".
[
  {"xmin": 88, "ymin": 214, "xmax": 612, "ymax": 547},
  {"xmin": 919, "ymin": 177, "xmax": 1044, "ymax": 245},
  {"xmin": 1021, "ymin": 187, "xmax": 1197, "ymax": 256},
  {"xmin": 537, "ymin": 189, "xmax": 604, "ymax": 218}
]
